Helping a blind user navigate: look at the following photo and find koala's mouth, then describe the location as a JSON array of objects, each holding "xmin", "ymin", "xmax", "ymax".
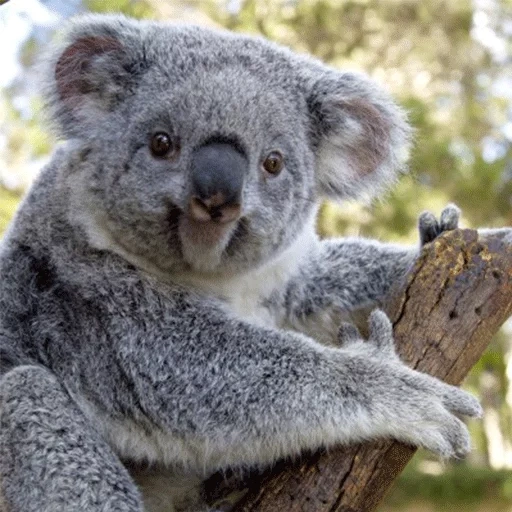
[
  {"xmin": 167, "ymin": 203, "xmax": 241, "ymax": 265},
  {"xmin": 180, "ymin": 215, "xmax": 238, "ymax": 246}
]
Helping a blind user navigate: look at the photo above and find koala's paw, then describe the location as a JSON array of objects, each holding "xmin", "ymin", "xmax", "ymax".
[
  {"xmin": 338, "ymin": 309, "xmax": 482, "ymax": 458},
  {"xmin": 338, "ymin": 309, "xmax": 398, "ymax": 360},
  {"xmin": 418, "ymin": 203, "xmax": 461, "ymax": 246},
  {"xmin": 392, "ymin": 369, "xmax": 482, "ymax": 458}
]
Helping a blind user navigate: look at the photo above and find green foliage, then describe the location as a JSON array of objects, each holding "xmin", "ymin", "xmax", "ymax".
[
  {"xmin": 381, "ymin": 463, "xmax": 512, "ymax": 511},
  {"xmin": 84, "ymin": 0, "xmax": 153, "ymax": 18},
  {"xmin": 0, "ymin": 187, "xmax": 21, "ymax": 235},
  {"xmin": 0, "ymin": 95, "xmax": 54, "ymax": 193}
]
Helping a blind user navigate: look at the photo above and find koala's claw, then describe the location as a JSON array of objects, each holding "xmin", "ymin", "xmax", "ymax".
[
  {"xmin": 418, "ymin": 203, "xmax": 461, "ymax": 246},
  {"xmin": 430, "ymin": 413, "xmax": 471, "ymax": 459},
  {"xmin": 394, "ymin": 370, "xmax": 481, "ymax": 458},
  {"xmin": 440, "ymin": 204, "xmax": 461, "ymax": 231},
  {"xmin": 367, "ymin": 309, "xmax": 396, "ymax": 356},
  {"xmin": 416, "ymin": 405, "xmax": 473, "ymax": 459},
  {"xmin": 418, "ymin": 211, "xmax": 438, "ymax": 246},
  {"xmin": 440, "ymin": 382, "xmax": 483, "ymax": 418},
  {"xmin": 412, "ymin": 372, "xmax": 482, "ymax": 418},
  {"xmin": 338, "ymin": 310, "xmax": 397, "ymax": 359}
]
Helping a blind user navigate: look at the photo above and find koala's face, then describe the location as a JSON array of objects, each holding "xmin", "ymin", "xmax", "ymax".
[
  {"xmin": 91, "ymin": 51, "xmax": 317, "ymax": 273},
  {"xmin": 45, "ymin": 16, "xmax": 410, "ymax": 274}
]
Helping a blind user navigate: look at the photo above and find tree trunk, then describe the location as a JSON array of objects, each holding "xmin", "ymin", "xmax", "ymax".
[{"xmin": 204, "ymin": 228, "xmax": 512, "ymax": 512}]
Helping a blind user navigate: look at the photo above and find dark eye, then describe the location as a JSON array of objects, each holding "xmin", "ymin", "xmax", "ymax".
[
  {"xmin": 150, "ymin": 132, "xmax": 179, "ymax": 158},
  {"xmin": 262, "ymin": 151, "xmax": 284, "ymax": 176}
]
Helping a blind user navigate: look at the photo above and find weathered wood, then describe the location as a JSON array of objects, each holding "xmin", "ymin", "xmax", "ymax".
[{"xmin": 204, "ymin": 228, "xmax": 512, "ymax": 512}]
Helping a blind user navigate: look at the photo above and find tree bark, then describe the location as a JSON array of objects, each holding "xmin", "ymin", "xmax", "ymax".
[{"xmin": 204, "ymin": 228, "xmax": 512, "ymax": 512}]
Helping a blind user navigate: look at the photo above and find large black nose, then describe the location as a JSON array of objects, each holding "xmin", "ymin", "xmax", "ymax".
[{"xmin": 189, "ymin": 142, "xmax": 246, "ymax": 223}]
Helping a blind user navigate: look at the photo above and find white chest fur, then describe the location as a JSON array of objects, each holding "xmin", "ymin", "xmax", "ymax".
[{"xmin": 174, "ymin": 226, "xmax": 318, "ymax": 328}]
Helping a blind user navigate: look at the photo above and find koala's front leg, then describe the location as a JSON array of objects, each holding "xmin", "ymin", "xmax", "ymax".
[
  {"xmin": 281, "ymin": 205, "xmax": 461, "ymax": 343},
  {"xmin": 0, "ymin": 365, "xmax": 143, "ymax": 512},
  {"xmin": 113, "ymin": 299, "xmax": 480, "ymax": 471}
]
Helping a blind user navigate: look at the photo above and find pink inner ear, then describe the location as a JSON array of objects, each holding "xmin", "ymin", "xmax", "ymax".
[
  {"xmin": 338, "ymin": 98, "xmax": 391, "ymax": 176},
  {"xmin": 55, "ymin": 36, "xmax": 123, "ymax": 102}
]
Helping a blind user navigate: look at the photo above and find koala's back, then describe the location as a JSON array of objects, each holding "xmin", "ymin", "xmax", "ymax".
[
  {"xmin": 0, "ymin": 151, "xmax": 126, "ymax": 385},
  {"xmin": 0, "ymin": 158, "xmax": 61, "ymax": 373}
]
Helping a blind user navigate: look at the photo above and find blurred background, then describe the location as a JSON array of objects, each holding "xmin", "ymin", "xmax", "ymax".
[{"xmin": 1, "ymin": 0, "xmax": 511, "ymax": 510}]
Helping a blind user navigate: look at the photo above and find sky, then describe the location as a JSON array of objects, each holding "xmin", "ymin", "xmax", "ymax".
[
  {"xmin": 0, "ymin": 0, "xmax": 84, "ymax": 187},
  {"xmin": 0, "ymin": 0, "xmax": 63, "ymax": 88}
]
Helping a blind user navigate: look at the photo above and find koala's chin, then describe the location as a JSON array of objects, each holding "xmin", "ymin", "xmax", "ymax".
[{"xmin": 178, "ymin": 215, "xmax": 239, "ymax": 273}]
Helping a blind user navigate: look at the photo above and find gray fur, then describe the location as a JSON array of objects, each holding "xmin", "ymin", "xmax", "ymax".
[{"xmin": 0, "ymin": 14, "xmax": 482, "ymax": 512}]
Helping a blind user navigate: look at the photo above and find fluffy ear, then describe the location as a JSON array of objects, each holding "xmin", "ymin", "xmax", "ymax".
[
  {"xmin": 306, "ymin": 70, "xmax": 412, "ymax": 201},
  {"xmin": 42, "ymin": 15, "xmax": 148, "ymax": 138}
]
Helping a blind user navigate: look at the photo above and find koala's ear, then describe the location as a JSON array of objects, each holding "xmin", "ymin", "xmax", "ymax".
[
  {"xmin": 42, "ymin": 15, "xmax": 147, "ymax": 138},
  {"xmin": 306, "ymin": 71, "xmax": 412, "ymax": 200}
]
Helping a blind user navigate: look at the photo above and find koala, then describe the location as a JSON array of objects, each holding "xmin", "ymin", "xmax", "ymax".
[{"xmin": 0, "ymin": 14, "xmax": 484, "ymax": 512}]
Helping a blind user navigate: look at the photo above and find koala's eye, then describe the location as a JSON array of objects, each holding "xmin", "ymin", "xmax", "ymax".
[
  {"xmin": 262, "ymin": 151, "xmax": 284, "ymax": 176},
  {"xmin": 150, "ymin": 132, "xmax": 179, "ymax": 158}
]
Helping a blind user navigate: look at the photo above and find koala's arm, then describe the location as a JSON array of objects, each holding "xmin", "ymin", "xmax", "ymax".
[
  {"xmin": 0, "ymin": 365, "xmax": 143, "ymax": 512},
  {"xmin": 0, "ymin": 247, "xmax": 480, "ymax": 510},
  {"xmin": 289, "ymin": 237, "xmax": 415, "ymax": 313},
  {"xmin": 279, "ymin": 205, "xmax": 461, "ymax": 340},
  {"xmin": 103, "ymin": 288, "xmax": 480, "ymax": 471}
]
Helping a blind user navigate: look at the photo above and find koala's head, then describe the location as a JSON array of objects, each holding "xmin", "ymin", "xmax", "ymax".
[{"xmin": 43, "ymin": 15, "xmax": 410, "ymax": 275}]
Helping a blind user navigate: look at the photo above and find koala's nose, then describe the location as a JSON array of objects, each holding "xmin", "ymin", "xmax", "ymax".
[{"xmin": 189, "ymin": 142, "xmax": 246, "ymax": 224}]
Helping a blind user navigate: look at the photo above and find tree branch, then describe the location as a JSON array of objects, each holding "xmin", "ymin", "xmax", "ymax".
[{"xmin": 204, "ymin": 228, "xmax": 512, "ymax": 512}]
